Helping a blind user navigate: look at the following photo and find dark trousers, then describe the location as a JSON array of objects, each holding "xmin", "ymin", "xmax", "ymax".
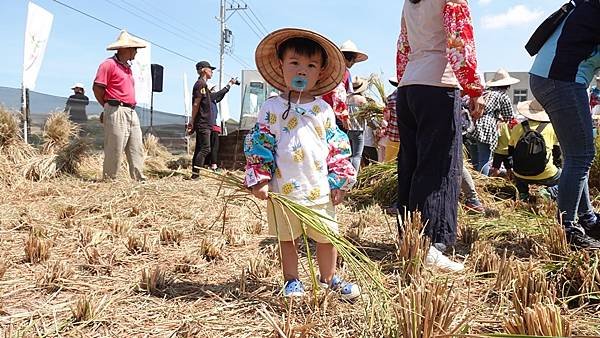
[
  {"xmin": 204, "ymin": 130, "xmax": 220, "ymax": 166},
  {"xmin": 396, "ymin": 85, "xmax": 461, "ymax": 250},
  {"xmin": 362, "ymin": 146, "xmax": 378, "ymax": 165},
  {"xmin": 192, "ymin": 128, "xmax": 211, "ymax": 176}
]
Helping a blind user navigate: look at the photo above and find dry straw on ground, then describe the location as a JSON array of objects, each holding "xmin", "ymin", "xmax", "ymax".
[{"xmin": 2, "ymin": 120, "xmax": 600, "ymax": 336}]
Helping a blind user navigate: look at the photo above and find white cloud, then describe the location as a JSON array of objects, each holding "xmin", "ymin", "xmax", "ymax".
[
  {"xmin": 481, "ymin": 5, "xmax": 544, "ymax": 29},
  {"xmin": 478, "ymin": 0, "xmax": 492, "ymax": 5}
]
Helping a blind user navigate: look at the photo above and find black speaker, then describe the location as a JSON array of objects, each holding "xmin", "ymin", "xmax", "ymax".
[{"xmin": 151, "ymin": 64, "xmax": 164, "ymax": 92}]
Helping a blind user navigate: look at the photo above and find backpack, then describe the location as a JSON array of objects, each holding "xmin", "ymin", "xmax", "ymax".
[{"xmin": 513, "ymin": 120, "xmax": 549, "ymax": 176}]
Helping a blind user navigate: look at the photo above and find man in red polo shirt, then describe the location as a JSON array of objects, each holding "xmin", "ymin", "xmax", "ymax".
[{"xmin": 93, "ymin": 30, "xmax": 146, "ymax": 181}]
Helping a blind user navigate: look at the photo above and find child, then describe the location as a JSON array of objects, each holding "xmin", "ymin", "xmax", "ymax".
[
  {"xmin": 509, "ymin": 100, "xmax": 561, "ymax": 201},
  {"xmin": 245, "ymin": 28, "xmax": 360, "ymax": 300}
]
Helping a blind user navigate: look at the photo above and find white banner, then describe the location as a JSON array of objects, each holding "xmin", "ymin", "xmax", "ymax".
[
  {"xmin": 131, "ymin": 41, "xmax": 152, "ymax": 107},
  {"xmin": 22, "ymin": 2, "xmax": 53, "ymax": 90},
  {"xmin": 183, "ymin": 72, "xmax": 191, "ymax": 120}
]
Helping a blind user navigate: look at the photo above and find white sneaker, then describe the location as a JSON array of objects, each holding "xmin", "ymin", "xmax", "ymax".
[{"xmin": 425, "ymin": 246, "xmax": 464, "ymax": 272}]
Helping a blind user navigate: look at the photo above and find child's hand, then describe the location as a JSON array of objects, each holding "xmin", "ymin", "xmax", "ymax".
[
  {"xmin": 251, "ymin": 181, "xmax": 269, "ymax": 200},
  {"xmin": 330, "ymin": 189, "xmax": 346, "ymax": 206}
]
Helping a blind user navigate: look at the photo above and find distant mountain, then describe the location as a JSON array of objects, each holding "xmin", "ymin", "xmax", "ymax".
[{"xmin": 0, "ymin": 86, "xmax": 185, "ymax": 127}]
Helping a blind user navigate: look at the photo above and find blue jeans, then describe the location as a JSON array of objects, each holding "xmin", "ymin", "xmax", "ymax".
[
  {"xmin": 530, "ymin": 74, "xmax": 595, "ymax": 224},
  {"xmin": 467, "ymin": 141, "xmax": 491, "ymax": 175},
  {"xmin": 347, "ymin": 130, "xmax": 364, "ymax": 173}
]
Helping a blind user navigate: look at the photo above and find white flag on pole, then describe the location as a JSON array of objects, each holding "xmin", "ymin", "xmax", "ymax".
[
  {"xmin": 131, "ymin": 40, "xmax": 152, "ymax": 107},
  {"xmin": 183, "ymin": 73, "xmax": 191, "ymax": 121},
  {"xmin": 22, "ymin": 2, "xmax": 53, "ymax": 90}
]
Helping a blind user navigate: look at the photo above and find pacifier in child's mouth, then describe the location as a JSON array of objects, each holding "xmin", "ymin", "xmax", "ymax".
[
  {"xmin": 291, "ymin": 76, "xmax": 308, "ymax": 92},
  {"xmin": 289, "ymin": 76, "xmax": 308, "ymax": 115}
]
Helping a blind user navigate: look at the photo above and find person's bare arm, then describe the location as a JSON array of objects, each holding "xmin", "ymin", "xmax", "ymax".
[{"xmin": 92, "ymin": 83, "xmax": 106, "ymax": 107}]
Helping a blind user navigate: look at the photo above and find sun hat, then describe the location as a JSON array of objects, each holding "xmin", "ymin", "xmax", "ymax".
[
  {"xmin": 352, "ymin": 76, "xmax": 369, "ymax": 94},
  {"xmin": 106, "ymin": 30, "xmax": 147, "ymax": 51},
  {"xmin": 516, "ymin": 99, "xmax": 550, "ymax": 122},
  {"xmin": 71, "ymin": 83, "xmax": 84, "ymax": 90},
  {"xmin": 255, "ymin": 27, "xmax": 345, "ymax": 96},
  {"xmin": 196, "ymin": 61, "xmax": 216, "ymax": 70},
  {"xmin": 339, "ymin": 40, "xmax": 368, "ymax": 63},
  {"xmin": 486, "ymin": 68, "xmax": 520, "ymax": 87}
]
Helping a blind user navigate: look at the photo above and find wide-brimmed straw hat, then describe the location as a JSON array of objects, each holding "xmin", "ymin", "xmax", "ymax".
[
  {"xmin": 339, "ymin": 40, "xmax": 368, "ymax": 63},
  {"xmin": 352, "ymin": 76, "xmax": 369, "ymax": 94},
  {"xmin": 255, "ymin": 28, "xmax": 345, "ymax": 96},
  {"xmin": 71, "ymin": 83, "xmax": 84, "ymax": 90},
  {"xmin": 517, "ymin": 99, "xmax": 550, "ymax": 122},
  {"xmin": 486, "ymin": 68, "xmax": 520, "ymax": 87},
  {"xmin": 106, "ymin": 30, "xmax": 147, "ymax": 51}
]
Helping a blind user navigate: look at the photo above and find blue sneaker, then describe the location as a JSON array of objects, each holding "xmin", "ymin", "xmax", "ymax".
[
  {"xmin": 282, "ymin": 279, "xmax": 305, "ymax": 297},
  {"xmin": 319, "ymin": 275, "xmax": 361, "ymax": 300}
]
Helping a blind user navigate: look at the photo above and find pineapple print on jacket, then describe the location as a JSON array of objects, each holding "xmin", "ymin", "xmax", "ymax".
[
  {"xmin": 281, "ymin": 180, "xmax": 300, "ymax": 195},
  {"xmin": 283, "ymin": 116, "xmax": 299, "ymax": 133},
  {"xmin": 291, "ymin": 141, "xmax": 304, "ymax": 162},
  {"xmin": 244, "ymin": 96, "xmax": 356, "ymax": 205}
]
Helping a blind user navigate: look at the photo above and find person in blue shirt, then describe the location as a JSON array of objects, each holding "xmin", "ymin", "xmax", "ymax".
[{"xmin": 529, "ymin": 0, "xmax": 600, "ymax": 249}]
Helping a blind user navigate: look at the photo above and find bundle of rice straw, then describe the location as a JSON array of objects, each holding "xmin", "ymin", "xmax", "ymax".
[
  {"xmin": 144, "ymin": 134, "xmax": 170, "ymax": 159},
  {"xmin": 201, "ymin": 170, "xmax": 394, "ymax": 333},
  {"xmin": 20, "ymin": 139, "xmax": 88, "ymax": 181},
  {"xmin": 349, "ymin": 161, "xmax": 397, "ymax": 207},
  {"xmin": 0, "ymin": 107, "xmax": 37, "ymax": 164},
  {"xmin": 42, "ymin": 111, "xmax": 79, "ymax": 153}
]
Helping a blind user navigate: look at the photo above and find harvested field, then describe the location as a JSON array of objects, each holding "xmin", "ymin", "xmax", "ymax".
[{"xmin": 1, "ymin": 111, "xmax": 600, "ymax": 336}]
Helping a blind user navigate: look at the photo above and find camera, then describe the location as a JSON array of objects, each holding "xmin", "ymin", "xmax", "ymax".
[{"xmin": 231, "ymin": 77, "xmax": 241, "ymax": 86}]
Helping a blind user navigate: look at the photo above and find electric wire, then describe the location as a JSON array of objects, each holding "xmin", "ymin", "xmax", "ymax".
[
  {"xmin": 50, "ymin": 0, "xmax": 197, "ymax": 63},
  {"xmin": 103, "ymin": 0, "xmax": 215, "ymax": 51},
  {"xmin": 120, "ymin": 0, "xmax": 220, "ymax": 49}
]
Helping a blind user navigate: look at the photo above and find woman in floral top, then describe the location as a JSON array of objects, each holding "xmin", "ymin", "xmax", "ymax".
[{"xmin": 396, "ymin": 0, "xmax": 484, "ymax": 272}]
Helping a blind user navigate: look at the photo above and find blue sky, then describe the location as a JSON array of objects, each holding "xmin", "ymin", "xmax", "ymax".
[{"xmin": 0, "ymin": 0, "xmax": 564, "ymax": 120}]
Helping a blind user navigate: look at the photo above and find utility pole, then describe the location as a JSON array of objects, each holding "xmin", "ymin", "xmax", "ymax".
[
  {"xmin": 218, "ymin": 0, "xmax": 247, "ymax": 90},
  {"xmin": 218, "ymin": 0, "xmax": 247, "ymax": 134}
]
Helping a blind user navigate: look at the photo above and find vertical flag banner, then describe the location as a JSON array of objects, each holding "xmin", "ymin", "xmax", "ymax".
[
  {"xmin": 183, "ymin": 73, "xmax": 191, "ymax": 121},
  {"xmin": 131, "ymin": 40, "xmax": 152, "ymax": 107},
  {"xmin": 22, "ymin": 2, "xmax": 54, "ymax": 90}
]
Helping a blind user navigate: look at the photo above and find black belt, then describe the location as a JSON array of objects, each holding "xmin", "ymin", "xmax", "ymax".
[{"xmin": 106, "ymin": 99, "xmax": 135, "ymax": 109}]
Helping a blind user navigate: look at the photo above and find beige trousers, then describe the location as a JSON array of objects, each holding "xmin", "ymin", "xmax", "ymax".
[{"xmin": 102, "ymin": 104, "xmax": 145, "ymax": 180}]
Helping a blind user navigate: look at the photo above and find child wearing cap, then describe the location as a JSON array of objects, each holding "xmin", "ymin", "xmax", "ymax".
[{"xmin": 244, "ymin": 28, "xmax": 360, "ymax": 300}]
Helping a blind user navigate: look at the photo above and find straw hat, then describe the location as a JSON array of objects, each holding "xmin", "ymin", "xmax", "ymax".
[
  {"xmin": 106, "ymin": 30, "xmax": 147, "ymax": 51},
  {"xmin": 352, "ymin": 76, "xmax": 369, "ymax": 94},
  {"xmin": 516, "ymin": 99, "xmax": 550, "ymax": 122},
  {"xmin": 339, "ymin": 40, "xmax": 368, "ymax": 63},
  {"xmin": 255, "ymin": 28, "xmax": 345, "ymax": 96},
  {"xmin": 71, "ymin": 83, "xmax": 84, "ymax": 90},
  {"xmin": 486, "ymin": 68, "xmax": 520, "ymax": 87}
]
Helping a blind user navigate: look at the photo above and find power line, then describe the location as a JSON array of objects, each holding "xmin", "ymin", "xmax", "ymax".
[
  {"xmin": 235, "ymin": 10, "xmax": 261, "ymax": 39},
  {"xmin": 247, "ymin": 4, "xmax": 269, "ymax": 35},
  {"xmin": 241, "ymin": 9, "xmax": 267, "ymax": 37},
  {"xmin": 50, "ymin": 0, "xmax": 197, "ymax": 63},
  {"xmin": 120, "ymin": 0, "xmax": 220, "ymax": 49},
  {"xmin": 102, "ymin": 0, "xmax": 215, "ymax": 51}
]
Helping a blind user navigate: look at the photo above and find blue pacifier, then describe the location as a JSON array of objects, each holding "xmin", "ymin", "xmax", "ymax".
[{"xmin": 291, "ymin": 76, "xmax": 307, "ymax": 91}]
